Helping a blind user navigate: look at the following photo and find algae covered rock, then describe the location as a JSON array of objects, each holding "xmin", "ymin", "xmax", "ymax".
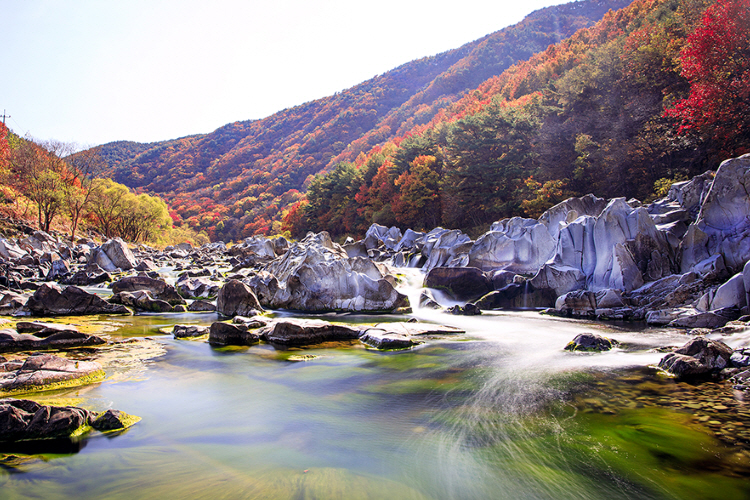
[
  {"xmin": 0, "ymin": 354, "xmax": 105, "ymax": 395},
  {"xmin": 564, "ymin": 333, "xmax": 618, "ymax": 352}
]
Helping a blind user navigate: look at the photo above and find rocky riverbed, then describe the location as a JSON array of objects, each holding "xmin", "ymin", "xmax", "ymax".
[{"xmin": 1, "ymin": 154, "xmax": 750, "ymax": 494}]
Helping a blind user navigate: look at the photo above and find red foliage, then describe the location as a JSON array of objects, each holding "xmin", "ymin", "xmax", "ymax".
[{"xmin": 664, "ymin": 0, "xmax": 750, "ymax": 152}]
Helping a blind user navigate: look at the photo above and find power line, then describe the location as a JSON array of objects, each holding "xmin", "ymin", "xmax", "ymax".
[{"xmin": 0, "ymin": 110, "xmax": 9, "ymax": 125}]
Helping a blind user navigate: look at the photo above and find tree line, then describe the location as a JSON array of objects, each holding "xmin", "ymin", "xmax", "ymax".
[{"xmin": 0, "ymin": 125, "xmax": 203, "ymax": 245}]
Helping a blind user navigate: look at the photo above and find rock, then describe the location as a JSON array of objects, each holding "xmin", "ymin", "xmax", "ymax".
[
  {"xmin": 15, "ymin": 321, "xmax": 78, "ymax": 337},
  {"xmin": 538, "ymin": 194, "xmax": 608, "ymax": 240},
  {"xmin": 90, "ymin": 409, "xmax": 140, "ymax": 432},
  {"xmin": 564, "ymin": 333, "xmax": 618, "ymax": 352},
  {"xmin": 674, "ymin": 336, "xmax": 733, "ymax": 369},
  {"xmin": 187, "ymin": 300, "xmax": 217, "ymax": 312},
  {"xmin": 423, "ymin": 267, "xmax": 492, "ymax": 301},
  {"xmin": 46, "ymin": 257, "xmax": 69, "ymax": 281},
  {"xmin": 658, "ymin": 353, "xmax": 712, "ymax": 379},
  {"xmin": 0, "ymin": 238, "xmax": 27, "ymax": 260},
  {"xmin": 420, "ymin": 228, "xmax": 473, "ymax": 271},
  {"xmin": 669, "ymin": 308, "xmax": 740, "ymax": 329},
  {"xmin": 260, "ymin": 318, "xmax": 360, "ymax": 346},
  {"xmin": 475, "ymin": 283, "xmax": 557, "ymax": 310},
  {"xmin": 528, "ymin": 264, "xmax": 586, "ymax": 297},
  {"xmin": 0, "ymin": 292, "xmax": 28, "ymax": 315},
  {"xmin": 0, "ymin": 354, "xmax": 104, "ymax": 395},
  {"xmin": 555, "ymin": 290, "xmax": 597, "ymax": 316},
  {"xmin": 24, "ymin": 283, "xmax": 131, "ymax": 316},
  {"xmin": 233, "ymin": 316, "xmax": 267, "ymax": 328},
  {"xmin": 175, "ymin": 276, "xmax": 221, "ymax": 299},
  {"xmin": 61, "ymin": 269, "xmax": 112, "ymax": 286},
  {"xmin": 100, "ymin": 238, "xmax": 137, "ymax": 270},
  {"xmin": 358, "ymin": 329, "xmax": 415, "ymax": 349},
  {"xmin": 227, "ymin": 236, "xmax": 277, "ymax": 264},
  {"xmin": 173, "ymin": 324, "xmax": 209, "ymax": 338},
  {"xmin": 0, "ymin": 329, "xmax": 106, "ymax": 353},
  {"xmin": 216, "ymin": 280, "xmax": 264, "ymax": 317},
  {"xmin": 679, "ymin": 155, "xmax": 750, "ymax": 273},
  {"xmin": 418, "ymin": 289, "xmax": 442, "ymax": 309},
  {"xmin": 469, "ymin": 217, "xmax": 556, "ymax": 273},
  {"xmin": 448, "ymin": 303, "xmax": 482, "ymax": 315},
  {"xmin": 111, "ymin": 276, "xmax": 186, "ymax": 305},
  {"xmin": 206, "ymin": 322, "xmax": 259, "ymax": 346},
  {"xmin": 261, "ymin": 232, "xmax": 409, "ymax": 313},
  {"xmin": 364, "ymin": 224, "xmax": 403, "ymax": 251}
]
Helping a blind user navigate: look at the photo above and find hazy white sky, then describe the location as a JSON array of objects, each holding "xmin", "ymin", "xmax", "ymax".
[{"xmin": 2, "ymin": 0, "xmax": 565, "ymax": 147}]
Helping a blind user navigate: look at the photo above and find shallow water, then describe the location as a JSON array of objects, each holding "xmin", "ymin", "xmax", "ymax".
[{"xmin": 2, "ymin": 302, "xmax": 750, "ymax": 498}]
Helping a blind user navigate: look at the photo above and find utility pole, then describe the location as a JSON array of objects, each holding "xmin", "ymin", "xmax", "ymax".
[{"xmin": 0, "ymin": 110, "xmax": 9, "ymax": 125}]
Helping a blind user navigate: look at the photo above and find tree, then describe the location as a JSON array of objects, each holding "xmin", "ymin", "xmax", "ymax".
[
  {"xmin": 88, "ymin": 178, "xmax": 130, "ymax": 238},
  {"xmin": 9, "ymin": 138, "xmax": 73, "ymax": 232},
  {"xmin": 64, "ymin": 146, "xmax": 106, "ymax": 241},
  {"xmin": 664, "ymin": 0, "xmax": 750, "ymax": 154}
]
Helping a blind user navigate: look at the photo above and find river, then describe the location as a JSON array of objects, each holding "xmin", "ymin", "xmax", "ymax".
[{"xmin": 1, "ymin": 277, "xmax": 749, "ymax": 499}]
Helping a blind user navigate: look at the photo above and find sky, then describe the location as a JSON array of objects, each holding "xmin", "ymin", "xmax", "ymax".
[{"xmin": 2, "ymin": 0, "xmax": 567, "ymax": 148}]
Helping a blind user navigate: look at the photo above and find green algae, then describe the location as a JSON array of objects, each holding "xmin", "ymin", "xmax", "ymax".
[{"xmin": 0, "ymin": 369, "xmax": 106, "ymax": 398}]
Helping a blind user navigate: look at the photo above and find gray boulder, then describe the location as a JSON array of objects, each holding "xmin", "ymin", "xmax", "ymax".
[
  {"xmin": 111, "ymin": 276, "xmax": 186, "ymax": 305},
  {"xmin": 24, "ymin": 283, "xmax": 131, "ymax": 316},
  {"xmin": 564, "ymin": 333, "xmax": 618, "ymax": 352},
  {"xmin": 208, "ymin": 322, "xmax": 260, "ymax": 346},
  {"xmin": 216, "ymin": 280, "xmax": 264, "ymax": 317},
  {"xmin": 260, "ymin": 318, "xmax": 360, "ymax": 346}
]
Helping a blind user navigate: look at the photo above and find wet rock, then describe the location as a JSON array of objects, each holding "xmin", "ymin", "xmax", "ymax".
[
  {"xmin": 15, "ymin": 321, "xmax": 78, "ymax": 337},
  {"xmin": 359, "ymin": 329, "xmax": 415, "ymax": 349},
  {"xmin": 111, "ymin": 276, "xmax": 186, "ymax": 305},
  {"xmin": 90, "ymin": 409, "xmax": 140, "ymax": 432},
  {"xmin": 447, "ymin": 303, "xmax": 482, "ymax": 315},
  {"xmin": 555, "ymin": 290, "xmax": 597, "ymax": 316},
  {"xmin": 110, "ymin": 291, "xmax": 173, "ymax": 313},
  {"xmin": 25, "ymin": 283, "xmax": 131, "ymax": 316},
  {"xmin": 187, "ymin": 300, "xmax": 217, "ymax": 312},
  {"xmin": 175, "ymin": 275, "xmax": 221, "ymax": 299},
  {"xmin": 0, "ymin": 329, "xmax": 106, "ymax": 353},
  {"xmin": 423, "ymin": 266, "xmax": 492, "ymax": 301},
  {"xmin": 61, "ymin": 269, "xmax": 111, "ymax": 286},
  {"xmin": 0, "ymin": 354, "xmax": 104, "ymax": 395},
  {"xmin": 564, "ymin": 333, "xmax": 618, "ymax": 352},
  {"xmin": 475, "ymin": 282, "xmax": 557, "ymax": 310},
  {"xmin": 420, "ymin": 228, "xmax": 473, "ymax": 271},
  {"xmin": 668, "ymin": 307, "xmax": 740, "ymax": 329},
  {"xmin": 658, "ymin": 353, "xmax": 712, "ymax": 379},
  {"xmin": 208, "ymin": 322, "xmax": 260, "ymax": 346},
  {"xmin": 0, "ymin": 292, "xmax": 28, "ymax": 315},
  {"xmin": 260, "ymin": 318, "xmax": 360, "ymax": 346},
  {"xmin": 216, "ymin": 280, "xmax": 264, "ymax": 317},
  {"xmin": 658, "ymin": 336, "xmax": 733, "ymax": 379},
  {"xmin": 418, "ymin": 289, "xmax": 442, "ymax": 310},
  {"xmin": 173, "ymin": 324, "xmax": 210, "ymax": 338}
]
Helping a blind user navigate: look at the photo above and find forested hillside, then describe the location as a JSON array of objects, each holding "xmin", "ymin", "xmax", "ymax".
[
  {"xmin": 96, "ymin": 0, "xmax": 631, "ymax": 241},
  {"xmin": 292, "ymin": 0, "xmax": 750, "ymax": 238}
]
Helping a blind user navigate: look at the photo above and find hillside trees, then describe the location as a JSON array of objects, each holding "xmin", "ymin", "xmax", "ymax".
[{"xmin": 664, "ymin": 0, "xmax": 750, "ymax": 155}]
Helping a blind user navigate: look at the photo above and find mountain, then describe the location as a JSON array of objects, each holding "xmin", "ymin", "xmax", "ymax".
[{"xmin": 96, "ymin": 0, "xmax": 632, "ymax": 239}]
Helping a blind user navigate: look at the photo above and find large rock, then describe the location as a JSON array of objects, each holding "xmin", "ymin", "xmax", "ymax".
[
  {"xmin": 0, "ymin": 354, "xmax": 104, "ymax": 395},
  {"xmin": 0, "ymin": 329, "xmax": 106, "ymax": 353},
  {"xmin": 679, "ymin": 154, "xmax": 750, "ymax": 273},
  {"xmin": 0, "ymin": 238, "xmax": 27, "ymax": 260},
  {"xmin": 216, "ymin": 280, "xmax": 264, "ymax": 317},
  {"xmin": 420, "ymin": 228, "xmax": 473, "ymax": 271},
  {"xmin": 475, "ymin": 283, "xmax": 557, "ymax": 310},
  {"xmin": 208, "ymin": 322, "xmax": 260, "ymax": 346},
  {"xmin": 261, "ymin": 318, "xmax": 360, "ymax": 345},
  {"xmin": 24, "ymin": 283, "xmax": 131, "ymax": 316},
  {"xmin": 96, "ymin": 238, "xmax": 137, "ymax": 271},
  {"xmin": 261, "ymin": 232, "xmax": 409, "ymax": 313},
  {"xmin": 538, "ymin": 194, "xmax": 608, "ymax": 240},
  {"xmin": 423, "ymin": 267, "xmax": 492, "ymax": 301},
  {"xmin": 564, "ymin": 333, "xmax": 618, "ymax": 352},
  {"xmin": 111, "ymin": 276, "xmax": 186, "ymax": 305},
  {"xmin": 175, "ymin": 276, "xmax": 221, "ymax": 299},
  {"xmin": 469, "ymin": 217, "xmax": 555, "ymax": 273},
  {"xmin": 658, "ymin": 336, "xmax": 733, "ymax": 379}
]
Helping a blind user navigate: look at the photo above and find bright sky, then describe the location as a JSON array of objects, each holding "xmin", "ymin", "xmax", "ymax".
[{"xmin": 2, "ymin": 0, "xmax": 566, "ymax": 148}]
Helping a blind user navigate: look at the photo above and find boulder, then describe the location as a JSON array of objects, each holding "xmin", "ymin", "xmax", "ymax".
[
  {"xmin": 261, "ymin": 232, "xmax": 409, "ymax": 313},
  {"xmin": 469, "ymin": 217, "xmax": 555, "ymax": 273},
  {"xmin": 564, "ymin": 333, "xmax": 618, "ymax": 352},
  {"xmin": 175, "ymin": 276, "xmax": 221, "ymax": 299},
  {"xmin": 657, "ymin": 336, "xmax": 733, "ymax": 379},
  {"xmin": 216, "ymin": 280, "xmax": 264, "ymax": 317},
  {"xmin": 658, "ymin": 353, "xmax": 712, "ymax": 379},
  {"xmin": 0, "ymin": 354, "xmax": 104, "ymax": 395},
  {"xmin": 172, "ymin": 324, "xmax": 210, "ymax": 338},
  {"xmin": 475, "ymin": 283, "xmax": 557, "ymax": 310},
  {"xmin": 111, "ymin": 276, "xmax": 186, "ymax": 305},
  {"xmin": 0, "ymin": 329, "xmax": 106, "ymax": 353},
  {"xmin": 260, "ymin": 318, "xmax": 360, "ymax": 346},
  {"xmin": 0, "ymin": 238, "xmax": 26, "ymax": 261},
  {"xmin": 555, "ymin": 290, "xmax": 597, "ymax": 316},
  {"xmin": 528, "ymin": 264, "xmax": 586, "ymax": 297},
  {"xmin": 101, "ymin": 238, "xmax": 137, "ymax": 271},
  {"xmin": 423, "ymin": 267, "xmax": 492, "ymax": 301},
  {"xmin": 538, "ymin": 194, "xmax": 608, "ymax": 240},
  {"xmin": 208, "ymin": 322, "xmax": 260, "ymax": 346},
  {"xmin": 420, "ymin": 228, "xmax": 472, "ymax": 271},
  {"xmin": 187, "ymin": 300, "xmax": 217, "ymax": 312},
  {"xmin": 679, "ymin": 154, "xmax": 750, "ymax": 273},
  {"xmin": 358, "ymin": 329, "xmax": 415, "ymax": 349},
  {"xmin": 24, "ymin": 283, "xmax": 131, "ymax": 316}
]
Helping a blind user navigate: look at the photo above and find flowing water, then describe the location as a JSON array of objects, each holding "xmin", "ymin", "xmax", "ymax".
[{"xmin": 2, "ymin": 275, "xmax": 750, "ymax": 499}]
